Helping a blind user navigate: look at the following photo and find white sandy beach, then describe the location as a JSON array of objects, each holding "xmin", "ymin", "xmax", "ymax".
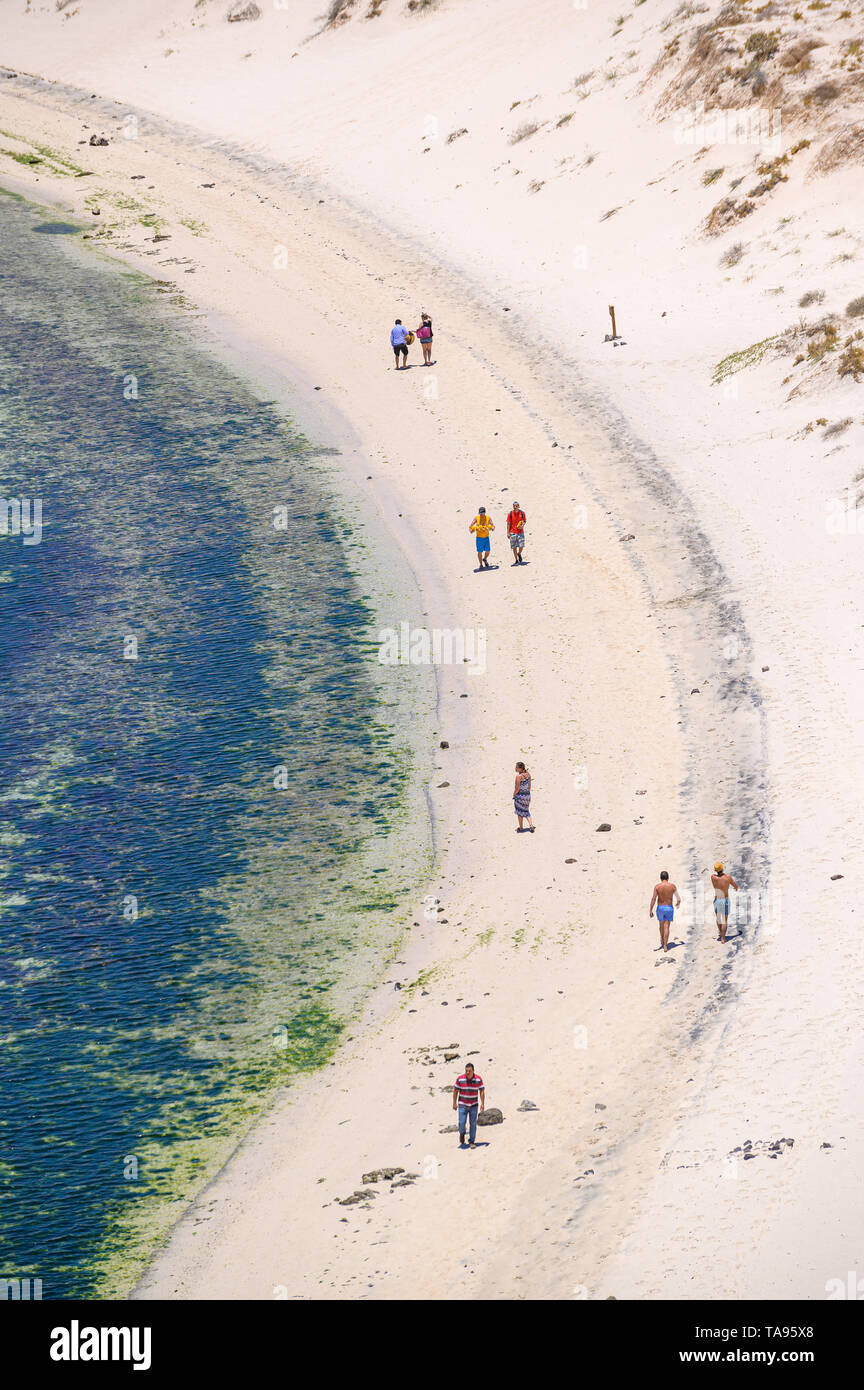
[{"xmin": 2, "ymin": 0, "xmax": 863, "ymax": 1299}]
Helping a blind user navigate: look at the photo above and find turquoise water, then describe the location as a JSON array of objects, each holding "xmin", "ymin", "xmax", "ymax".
[{"xmin": 0, "ymin": 189, "xmax": 430, "ymax": 1296}]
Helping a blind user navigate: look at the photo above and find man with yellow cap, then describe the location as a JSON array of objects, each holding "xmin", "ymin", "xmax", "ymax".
[{"xmin": 710, "ymin": 862, "xmax": 739, "ymax": 943}]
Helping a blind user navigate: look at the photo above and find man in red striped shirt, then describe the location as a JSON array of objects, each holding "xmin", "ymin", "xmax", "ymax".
[
  {"xmin": 506, "ymin": 502, "xmax": 527, "ymax": 565},
  {"xmin": 452, "ymin": 1063, "xmax": 485, "ymax": 1148}
]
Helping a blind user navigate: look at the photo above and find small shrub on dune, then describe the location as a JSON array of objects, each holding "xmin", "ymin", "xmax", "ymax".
[
  {"xmin": 326, "ymin": 0, "xmax": 354, "ymax": 25},
  {"xmin": 706, "ymin": 196, "xmax": 754, "ymax": 235},
  {"xmin": 838, "ymin": 346, "xmax": 864, "ymax": 380},
  {"xmin": 846, "ymin": 297, "xmax": 864, "ymax": 319},
  {"xmin": 712, "ymin": 2, "xmax": 747, "ymax": 26},
  {"xmin": 750, "ymin": 66, "xmax": 768, "ymax": 96},
  {"xmin": 702, "ymin": 167, "xmax": 724, "ymax": 185},
  {"xmin": 509, "ymin": 121, "xmax": 541, "ymax": 145},
  {"xmin": 720, "ymin": 240, "xmax": 746, "ymax": 267},
  {"xmin": 799, "ymin": 289, "xmax": 825, "ymax": 308},
  {"xmin": 745, "ymin": 30, "xmax": 780, "ymax": 63},
  {"xmin": 807, "ymin": 322, "xmax": 840, "ymax": 361}
]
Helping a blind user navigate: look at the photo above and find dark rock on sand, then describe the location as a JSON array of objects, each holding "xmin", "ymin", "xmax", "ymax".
[
  {"xmin": 477, "ymin": 1108, "xmax": 504, "ymax": 1126},
  {"xmin": 596, "ymin": 823, "xmax": 611, "ymax": 832},
  {"xmin": 362, "ymin": 1167, "xmax": 405, "ymax": 1184}
]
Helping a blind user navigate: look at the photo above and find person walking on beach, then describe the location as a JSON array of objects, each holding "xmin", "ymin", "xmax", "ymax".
[
  {"xmin": 649, "ymin": 870, "xmax": 681, "ymax": 953},
  {"xmin": 513, "ymin": 760, "xmax": 534, "ymax": 832},
  {"xmin": 452, "ymin": 1062, "xmax": 485, "ymax": 1148},
  {"xmin": 507, "ymin": 500, "xmax": 527, "ymax": 564},
  {"xmin": 711, "ymin": 861, "xmax": 739, "ymax": 943},
  {"xmin": 469, "ymin": 507, "xmax": 495, "ymax": 570},
  {"xmin": 416, "ymin": 312, "xmax": 433, "ymax": 366},
  {"xmin": 390, "ymin": 319, "xmax": 411, "ymax": 369}
]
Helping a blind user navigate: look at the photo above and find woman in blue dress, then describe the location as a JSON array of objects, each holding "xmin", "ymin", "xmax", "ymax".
[{"xmin": 513, "ymin": 761, "xmax": 534, "ymax": 832}]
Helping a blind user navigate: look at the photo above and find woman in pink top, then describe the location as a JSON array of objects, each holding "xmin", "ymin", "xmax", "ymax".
[{"xmin": 416, "ymin": 312, "xmax": 433, "ymax": 366}]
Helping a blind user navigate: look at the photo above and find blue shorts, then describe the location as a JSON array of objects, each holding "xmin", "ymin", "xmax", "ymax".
[
  {"xmin": 657, "ymin": 904, "xmax": 673, "ymax": 923},
  {"xmin": 714, "ymin": 898, "xmax": 729, "ymax": 916},
  {"xmin": 476, "ymin": 536, "xmax": 490, "ymax": 553}
]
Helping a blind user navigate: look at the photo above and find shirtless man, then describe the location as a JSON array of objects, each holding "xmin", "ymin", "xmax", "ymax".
[
  {"xmin": 710, "ymin": 861, "xmax": 739, "ymax": 943},
  {"xmin": 649, "ymin": 870, "xmax": 680, "ymax": 952}
]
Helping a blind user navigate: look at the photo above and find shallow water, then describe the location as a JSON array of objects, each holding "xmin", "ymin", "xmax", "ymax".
[{"xmin": 0, "ymin": 188, "xmax": 430, "ymax": 1297}]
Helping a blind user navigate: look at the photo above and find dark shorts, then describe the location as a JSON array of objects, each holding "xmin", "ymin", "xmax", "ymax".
[
  {"xmin": 657, "ymin": 904, "xmax": 673, "ymax": 923},
  {"xmin": 393, "ymin": 342, "xmax": 408, "ymax": 357}
]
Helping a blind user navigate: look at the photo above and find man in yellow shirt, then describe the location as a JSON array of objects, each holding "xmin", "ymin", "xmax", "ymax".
[{"xmin": 469, "ymin": 506, "xmax": 495, "ymax": 570}]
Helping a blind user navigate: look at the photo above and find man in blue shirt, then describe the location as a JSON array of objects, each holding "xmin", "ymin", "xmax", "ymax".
[{"xmin": 390, "ymin": 319, "xmax": 410, "ymax": 369}]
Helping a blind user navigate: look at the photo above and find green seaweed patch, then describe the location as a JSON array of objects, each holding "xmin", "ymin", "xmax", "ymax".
[
  {"xmin": 712, "ymin": 335, "xmax": 779, "ymax": 383},
  {"xmin": 402, "ymin": 964, "xmax": 440, "ymax": 997},
  {"xmin": 0, "ymin": 131, "xmax": 89, "ymax": 178},
  {"xmin": 1, "ymin": 148, "xmax": 43, "ymax": 167},
  {"xmin": 31, "ymin": 142, "xmax": 91, "ymax": 177}
]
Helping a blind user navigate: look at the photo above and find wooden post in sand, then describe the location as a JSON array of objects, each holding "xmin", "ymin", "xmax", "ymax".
[{"xmin": 608, "ymin": 304, "xmax": 617, "ymax": 339}]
